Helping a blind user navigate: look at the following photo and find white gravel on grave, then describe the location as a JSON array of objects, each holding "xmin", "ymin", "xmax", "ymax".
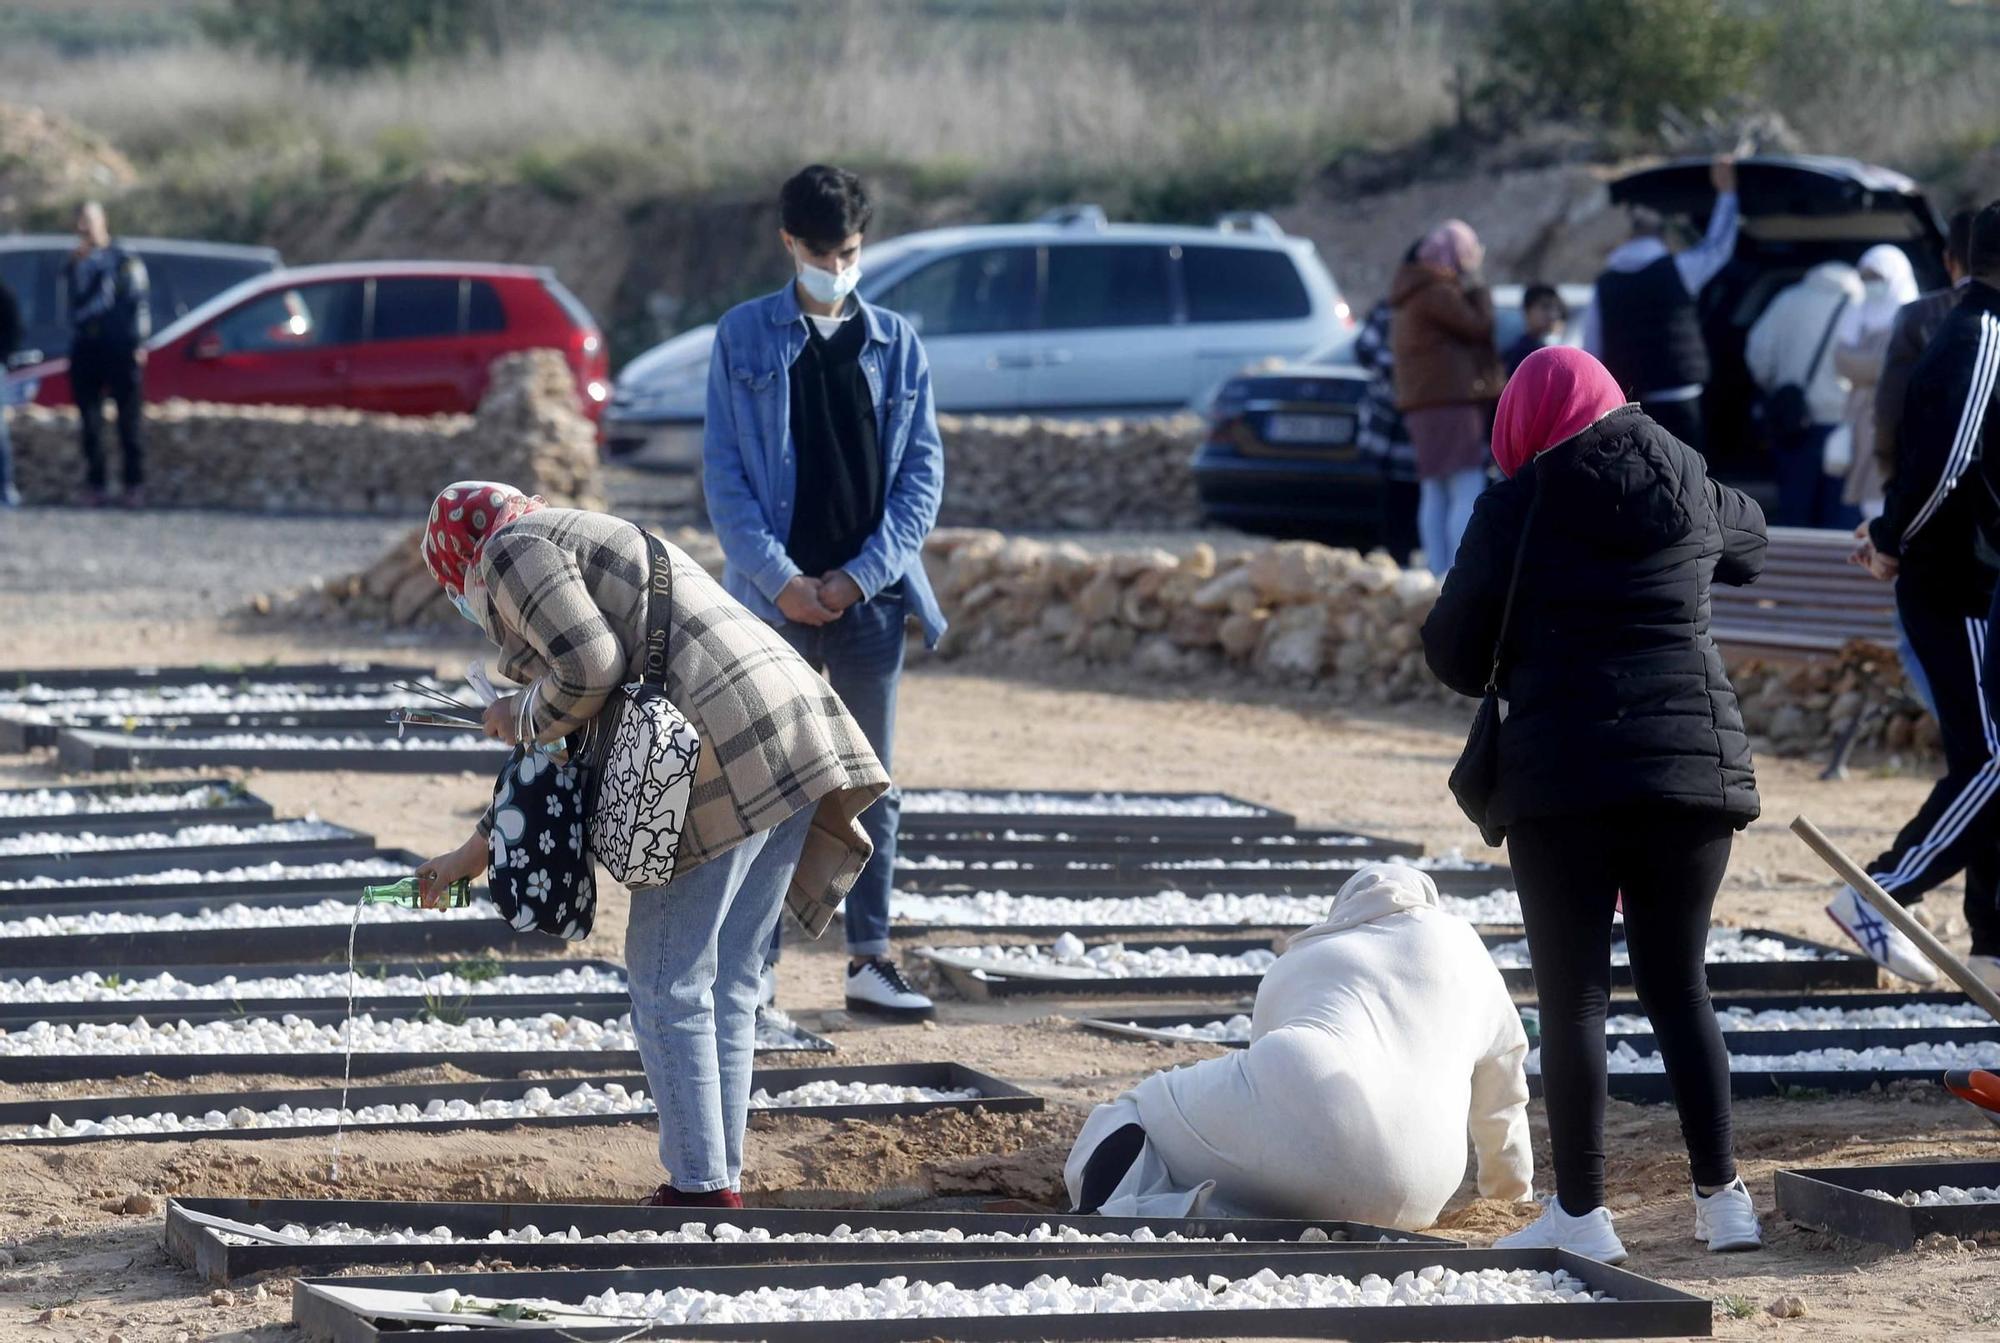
[
  {"xmin": 892, "ymin": 887, "xmax": 1523, "ymax": 929},
  {"xmin": 0, "ymin": 1008, "xmax": 818, "ymax": 1056},
  {"xmin": 894, "ymin": 853, "xmax": 1487, "ymax": 876},
  {"xmin": 0, "ymin": 896, "xmax": 488, "ymax": 939},
  {"xmin": 218, "ymin": 1219, "xmax": 1272, "ymax": 1248},
  {"xmin": 910, "ymin": 832, "xmax": 1370, "ymax": 847},
  {"xmin": 901, "ymin": 790, "xmax": 1264, "ymax": 819},
  {"xmin": 1605, "ymin": 1002, "xmax": 1999, "ymax": 1033},
  {"xmin": 1530, "ymin": 1040, "xmax": 2000, "ymax": 1074},
  {"xmin": 5, "ymin": 686, "xmax": 448, "ymax": 724},
  {"xmin": 924, "ymin": 933, "xmax": 1278, "ymax": 980},
  {"xmin": 1864, "ymin": 1184, "xmax": 2000, "ymax": 1206},
  {"xmin": 92, "ymin": 732, "xmax": 499, "ymax": 751},
  {"xmin": 1488, "ymin": 929, "xmax": 1836, "ymax": 968},
  {"xmin": 0, "ymin": 785, "xmax": 238, "ymax": 820},
  {"xmin": 0, "ymin": 672, "xmax": 434, "ymax": 707},
  {"xmin": 1109, "ymin": 1015, "xmax": 1254, "ymax": 1044},
  {"xmin": 4, "ymin": 1074, "xmax": 973, "ymax": 1142},
  {"xmin": 0, "ymin": 964, "xmax": 629, "ymax": 1005},
  {"xmin": 436, "ymin": 1265, "xmax": 1609, "ymax": 1325},
  {"xmin": 0, "ymin": 856, "xmax": 409, "ymax": 892},
  {"xmin": 0, "ymin": 818, "xmax": 348, "ymax": 857}
]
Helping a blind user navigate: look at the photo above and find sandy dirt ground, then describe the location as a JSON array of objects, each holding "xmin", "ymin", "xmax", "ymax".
[{"xmin": 0, "ymin": 512, "xmax": 1996, "ymax": 1342}]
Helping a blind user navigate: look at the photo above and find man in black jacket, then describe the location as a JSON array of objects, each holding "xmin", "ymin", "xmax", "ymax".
[
  {"xmin": 1853, "ymin": 200, "xmax": 2000, "ymax": 990},
  {"xmin": 61, "ymin": 201, "xmax": 150, "ymax": 507}
]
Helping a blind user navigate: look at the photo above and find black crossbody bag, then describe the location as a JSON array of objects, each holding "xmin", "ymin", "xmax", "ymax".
[{"xmin": 1448, "ymin": 486, "xmax": 1541, "ymax": 847}]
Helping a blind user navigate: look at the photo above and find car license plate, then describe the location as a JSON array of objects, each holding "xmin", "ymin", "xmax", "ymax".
[{"xmin": 1264, "ymin": 412, "xmax": 1352, "ymax": 444}]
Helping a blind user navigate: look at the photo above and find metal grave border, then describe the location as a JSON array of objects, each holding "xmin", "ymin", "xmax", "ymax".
[{"xmin": 1774, "ymin": 1160, "xmax": 2000, "ymax": 1248}]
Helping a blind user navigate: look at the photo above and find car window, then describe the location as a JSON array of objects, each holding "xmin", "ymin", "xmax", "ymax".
[
  {"xmin": 144, "ymin": 255, "xmax": 275, "ymax": 326},
  {"xmin": 875, "ymin": 246, "xmax": 1036, "ymax": 337},
  {"xmin": 214, "ymin": 281, "xmax": 362, "ymax": 353},
  {"xmin": 371, "ymin": 277, "xmax": 462, "ymax": 342},
  {"xmin": 469, "ymin": 281, "xmax": 507, "ymax": 333},
  {"xmin": 1043, "ymin": 244, "xmax": 1173, "ymax": 330},
  {"xmin": 1181, "ymin": 245, "xmax": 1311, "ymax": 323}
]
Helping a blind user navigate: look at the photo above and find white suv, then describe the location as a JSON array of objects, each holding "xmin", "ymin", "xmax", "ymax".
[{"xmin": 604, "ymin": 207, "xmax": 1351, "ymax": 468}]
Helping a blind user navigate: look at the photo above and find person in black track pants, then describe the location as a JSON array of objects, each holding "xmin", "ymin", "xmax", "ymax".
[{"xmin": 1423, "ymin": 345, "xmax": 1767, "ymax": 1265}]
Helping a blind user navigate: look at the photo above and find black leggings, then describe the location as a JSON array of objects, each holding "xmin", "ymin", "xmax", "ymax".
[{"xmin": 1508, "ymin": 809, "xmax": 1737, "ymax": 1214}]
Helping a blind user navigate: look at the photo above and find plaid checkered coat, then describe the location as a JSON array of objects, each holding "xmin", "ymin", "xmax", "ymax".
[{"xmin": 475, "ymin": 508, "xmax": 889, "ymax": 936}]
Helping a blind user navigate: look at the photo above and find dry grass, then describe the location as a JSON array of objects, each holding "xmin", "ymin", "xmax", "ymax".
[{"xmin": 0, "ymin": 7, "xmax": 1454, "ymax": 199}]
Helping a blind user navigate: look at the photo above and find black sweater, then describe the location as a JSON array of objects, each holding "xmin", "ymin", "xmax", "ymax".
[
  {"xmin": 1423, "ymin": 406, "xmax": 1766, "ymax": 829},
  {"xmin": 786, "ymin": 312, "xmax": 882, "ymax": 579}
]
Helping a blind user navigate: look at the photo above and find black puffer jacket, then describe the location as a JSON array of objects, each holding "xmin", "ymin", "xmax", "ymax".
[{"xmin": 1422, "ymin": 406, "xmax": 1766, "ymax": 829}]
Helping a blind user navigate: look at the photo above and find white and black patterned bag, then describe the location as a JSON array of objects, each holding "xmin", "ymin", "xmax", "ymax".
[{"xmin": 589, "ymin": 531, "xmax": 701, "ymax": 888}]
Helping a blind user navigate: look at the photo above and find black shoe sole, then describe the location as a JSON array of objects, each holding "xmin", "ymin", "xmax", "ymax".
[{"xmin": 843, "ymin": 997, "xmax": 937, "ymax": 1021}]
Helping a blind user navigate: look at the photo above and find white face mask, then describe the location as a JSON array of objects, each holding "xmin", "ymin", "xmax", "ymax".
[
  {"xmin": 792, "ymin": 244, "xmax": 862, "ymax": 307},
  {"xmin": 1862, "ymin": 278, "xmax": 1892, "ymax": 304},
  {"xmin": 451, "ymin": 592, "xmax": 482, "ymax": 627}
]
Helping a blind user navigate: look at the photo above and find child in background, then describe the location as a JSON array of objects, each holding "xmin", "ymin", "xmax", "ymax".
[{"xmin": 1504, "ymin": 284, "xmax": 1568, "ymax": 377}]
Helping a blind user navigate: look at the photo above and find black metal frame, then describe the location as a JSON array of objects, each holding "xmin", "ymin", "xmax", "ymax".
[
  {"xmin": 0, "ymin": 823, "xmax": 378, "ymax": 881},
  {"xmin": 0, "ymin": 661, "xmax": 435, "ymax": 695},
  {"xmin": 0, "ymin": 1064, "xmax": 1040, "ymax": 1146},
  {"xmin": 0, "ymin": 780, "xmax": 275, "ymax": 836},
  {"xmin": 898, "ymin": 790, "xmax": 1295, "ymax": 839},
  {"xmin": 1575, "ymin": 1068, "xmax": 1984, "ymax": 1102},
  {"xmin": 56, "ymin": 727, "xmax": 511, "ymax": 774},
  {"xmin": 1774, "ymin": 1161, "xmax": 2000, "ymax": 1249},
  {"xmin": 288, "ymin": 1248, "xmax": 1711, "ymax": 1343},
  {"xmin": 925, "ymin": 929, "xmax": 1872, "ymax": 1000},
  {"xmin": 0, "ymin": 957, "xmax": 627, "ymax": 1027},
  {"xmin": 0, "ymin": 689, "xmax": 459, "ymax": 752},
  {"xmin": 0, "ymin": 849, "xmax": 429, "ymax": 910},
  {"xmin": 164, "ymin": 1195, "xmax": 1457, "ymax": 1284}
]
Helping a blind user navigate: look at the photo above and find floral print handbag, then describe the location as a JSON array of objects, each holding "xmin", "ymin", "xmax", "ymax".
[{"xmin": 486, "ymin": 746, "xmax": 596, "ymax": 941}]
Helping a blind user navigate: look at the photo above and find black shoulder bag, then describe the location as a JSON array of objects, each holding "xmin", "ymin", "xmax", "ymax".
[
  {"xmin": 1761, "ymin": 297, "xmax": 1847, "ymax": 437},
  {"xmin": 1448, "ymin": 486, "xmax": 1541, "ymax": 847}
]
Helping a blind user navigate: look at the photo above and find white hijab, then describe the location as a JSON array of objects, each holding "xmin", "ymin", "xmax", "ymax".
[
  {"xmin": 1841, "ymin": 244, "xmax": 1920, "ymax": 342},
  {"xmin": 1282, "ymin": 862, "xmax": 1439, "ymax": 951}
]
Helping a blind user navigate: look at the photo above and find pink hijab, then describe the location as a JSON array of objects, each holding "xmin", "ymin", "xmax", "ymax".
[
  {"xmin": 1417, "ymin": 220, "xmax": 1481, "ymax": 276},
  {"xmin": 1492, "ymin": 347, "xmax": 1628, "ymax": 478}
]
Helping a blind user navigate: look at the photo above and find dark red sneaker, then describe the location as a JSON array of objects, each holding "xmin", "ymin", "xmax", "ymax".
[{"xmin": 637, "ymin": 1184, "xmax": 743, "ymax": 1209}]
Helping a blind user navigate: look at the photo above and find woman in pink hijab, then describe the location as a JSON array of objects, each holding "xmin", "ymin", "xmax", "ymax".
[
  {"xmin": 1421, "ymin": 346, "xmax": 1771, "ymax": 1265},
  {"xmin": 1390, "ymin": 219, "xmax": 1505, "ymax": 575}
]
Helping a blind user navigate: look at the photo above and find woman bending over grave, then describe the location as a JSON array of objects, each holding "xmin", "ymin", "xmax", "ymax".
[
  {"xmin": 412, "ymin": 481, "xmax": 887, "ymax": 1208},
  {"xmin": 1063, "ymin": 863, "xmax": 1533, "ymax": 1232},
  {"xmin": 1422, "ymin": 347, "xmax": 1767, "ymax": 1262}
]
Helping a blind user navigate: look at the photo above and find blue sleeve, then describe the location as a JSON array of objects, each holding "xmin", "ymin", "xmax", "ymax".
[
  {"xmin": 842, "ymin": 331, "xmax": 944, "ymax": 599},
  {"xmin": 701, "ymin": 321, "xmax": 801, "ymax": 601},
  {"xmin": 1674, "ymin": 191, "xmax": 1739, "ymax": 297}
]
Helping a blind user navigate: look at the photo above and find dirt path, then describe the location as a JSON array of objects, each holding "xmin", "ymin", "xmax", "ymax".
[{"xmin": 0, "ymin": 613, "xmax": 1996, "ymax": 1341}]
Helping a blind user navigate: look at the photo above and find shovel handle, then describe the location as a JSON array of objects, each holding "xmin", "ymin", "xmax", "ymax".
[{"xmin": 1791, "ymin": 815, "xmax": 2000, "ymax": 1026}]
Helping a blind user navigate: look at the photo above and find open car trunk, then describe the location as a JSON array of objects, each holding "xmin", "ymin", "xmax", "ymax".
[{"xmin": 1607, "ymin": 156, "xmax": 1949, "ymax": 493}]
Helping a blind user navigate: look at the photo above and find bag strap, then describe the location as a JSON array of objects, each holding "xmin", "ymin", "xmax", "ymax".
[
  {"xmin": 1484, "ymin": 485, "xmax": 1543, "ymax": 694},
  {"xmin": 637, "ymin": 528, "xmax": 674, "ymax": 691},
  {"xmin": 1801, "ymin": 297, "xmax": 1849, "ymax": 387}
]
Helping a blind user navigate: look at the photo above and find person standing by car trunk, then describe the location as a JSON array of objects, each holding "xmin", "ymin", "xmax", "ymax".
[
  {"xmin": 1391, "ymin": 220, "xmax": 1502, "ymax": 576},
  {"xmin": 1746, "ymin": 260, "xmax": 1864, "ymax": 529},
  {"xmin": 703, "ymin": 164, "xmax": 946, "ymax": 1021},
  {"xmin": 1584, "ymin": 157, "xmax": 1738, "ymax": 456},
  {"xmin": 61, "ymin": 202, "xmax": 149, "ymax": 508},
  {"xmin": 1354, "ymin": 249, "xmax": 1420, "ymax": 567}
]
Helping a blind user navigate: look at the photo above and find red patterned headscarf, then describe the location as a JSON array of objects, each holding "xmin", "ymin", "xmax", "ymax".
[{"xmin": 421, "ymin": 481, "xmax": 545, "ymax": 597}]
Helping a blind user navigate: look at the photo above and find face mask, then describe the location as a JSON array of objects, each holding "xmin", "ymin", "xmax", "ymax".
[
  {"xmin": 793, "ymin": 245, "xmax": 862, "ymax": 306},
  {"xmin": 1862, "ymin": 278, "xmax": 1891, "ymax": 303},
  {"xmin": 451, "ymin": 592, "xmax": 481, "ymax": 627}
]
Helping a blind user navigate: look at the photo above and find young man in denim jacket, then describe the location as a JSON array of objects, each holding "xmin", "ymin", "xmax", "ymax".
[{"xmin": 704, "ymin": 164, "xmax": 946, "ymax": 1019}]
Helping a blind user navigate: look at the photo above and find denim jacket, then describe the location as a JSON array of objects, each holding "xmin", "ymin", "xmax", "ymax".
[{"xmin": 703, "ymin": 282, "xmax": 946, "ymax": 645}]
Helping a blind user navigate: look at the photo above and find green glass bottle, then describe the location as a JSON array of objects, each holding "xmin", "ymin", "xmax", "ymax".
[{"xmin": 362, "ymin": 878, "xmax": 473, "ymax": 908}]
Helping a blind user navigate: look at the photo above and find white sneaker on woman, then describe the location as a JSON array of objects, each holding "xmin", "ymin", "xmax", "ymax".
[
  {"xmin": 1693, "ymin": 1177, "xmax": 1762, "ymax": 1251},
  {"xmin": 1494, "ymin": 1197, "xmax": 1628, "ymax": 1265},
  {"xmin": 1825, "ymin": 886, "xmax": 1938, "ymax": 984}
]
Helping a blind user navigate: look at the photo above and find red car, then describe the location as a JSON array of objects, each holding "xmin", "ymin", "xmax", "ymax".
[{"xmin": 12, "ymin": 261, "xmax": 608, "ymax": 421}]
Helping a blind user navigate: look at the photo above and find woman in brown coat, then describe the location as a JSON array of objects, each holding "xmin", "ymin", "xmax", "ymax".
[{"xmin": 1391, "ymin": 220, "xmax": 1504, "ymax": 576}]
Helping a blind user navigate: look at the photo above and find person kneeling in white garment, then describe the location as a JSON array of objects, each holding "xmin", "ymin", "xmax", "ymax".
[{"xmin": 1063, "ymin": 863, "xmax": 1533, "ymax": 1232}]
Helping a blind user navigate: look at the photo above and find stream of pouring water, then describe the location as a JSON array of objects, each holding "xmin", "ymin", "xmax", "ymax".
[{"xmin": 330, "ymin": 887, "xmax": 365, "ymax": 1182}]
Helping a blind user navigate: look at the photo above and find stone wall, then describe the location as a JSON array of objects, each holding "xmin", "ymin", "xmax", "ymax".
[
  {"xmin": 263, "ymin": 525, "xmax": 1938, "ymax": 765},
  {"xmin": 10, "ymin": 349, "xmax": 603, "ymax": 513},
  {"xmin": 935, "ymin": 414, "xmax": 1203, "ymax": 531}
]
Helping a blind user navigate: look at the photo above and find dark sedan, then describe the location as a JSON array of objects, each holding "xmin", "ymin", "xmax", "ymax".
[{"xmin": 1190, "ymin": 358, "xmax": 1377, "ymax": 545}]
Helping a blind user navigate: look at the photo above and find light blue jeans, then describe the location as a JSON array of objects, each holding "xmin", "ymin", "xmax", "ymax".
[
  {"xmin": 1419, "ymin": 466, "xmax": 1487, "ymax": 576},
  {"xmin": 624, "ymin": 804, "xmax": 813, "ymax": 1191}
]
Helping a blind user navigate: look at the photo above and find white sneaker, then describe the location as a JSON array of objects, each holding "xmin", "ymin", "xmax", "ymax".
[
  {"xmin": 758, "ymin": 964, "xmax": 777, "ymax": 1010},
  {"xmin": 1494, "ymin": 1196, "xmax": 1628, "ymax": 1265},
  {"xmin": 845, "ymin": 957, "xmax": 935, "ymax": 1020},
  {"xmin": 1692, "ymin": 1178, "xmax": 1762, "ymax": 1251},
  {"xmin": 1825, "ymin": 886, "xmax": 1939, "ymax": 984}
]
